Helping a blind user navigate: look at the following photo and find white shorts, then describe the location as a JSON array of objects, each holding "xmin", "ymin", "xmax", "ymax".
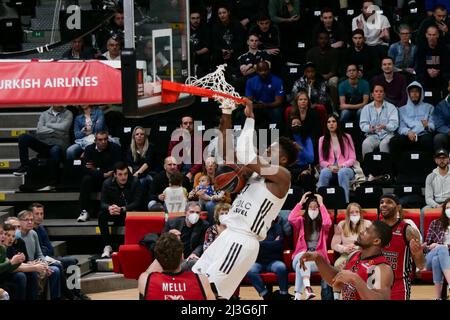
[{"xmin": 192, "ymin": 228, "xmax": 259, "ymax": 299}]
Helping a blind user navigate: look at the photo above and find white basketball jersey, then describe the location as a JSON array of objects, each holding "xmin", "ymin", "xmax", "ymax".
[
  {"xmin": 223, "ymin": 173, "xmax": 288, "ymax": 240},
  {"xmin": 164, "ymin": 187, "xmax": 187, "ymax": 214}
]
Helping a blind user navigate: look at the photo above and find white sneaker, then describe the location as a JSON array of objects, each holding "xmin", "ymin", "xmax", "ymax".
[
  {"xmin": 304, "ymin": 286, "xmax": 316, "ymax": 300},
  {"xmin": 101, "ymin": 245, "xmax": 113, "ymax": 258},
  {"xmin": 77, "ymin": 210, "xmax": 89, "ymax": 222}
]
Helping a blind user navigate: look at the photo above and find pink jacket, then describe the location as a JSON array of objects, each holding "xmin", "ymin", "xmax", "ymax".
[
  {"xmin": 318, "ymin": 133, "xmax": 356, "ymax": 169},
  {"xmin": 288, "ymin": 202, "xmax": 332, "ymax": 261}
]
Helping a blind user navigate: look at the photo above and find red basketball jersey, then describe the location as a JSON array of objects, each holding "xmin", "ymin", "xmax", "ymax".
[
  {"xmin": 341, "ymin": 251, "xmax": 391, "ymax": 300},
  {"xmin": 144, "ymin": 271, "xmax": 206, "ymax": 300},
  {"xmin": 382, "ymin": 219, "xmax": 412, "ymax": 300}
]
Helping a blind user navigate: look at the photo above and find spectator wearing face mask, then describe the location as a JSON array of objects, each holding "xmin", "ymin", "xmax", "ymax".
[
  {"xmin": 162, "ymin": 202, "xmax": 209, "ymax": 271},
  {"xmin": 289, "ymin": 192, "xmax": 332, "ymax": 300}
]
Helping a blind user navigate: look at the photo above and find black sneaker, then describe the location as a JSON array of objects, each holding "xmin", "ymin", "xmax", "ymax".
[
  {"xmin": 75, "ymin": 292, "xmax": 91, "ymax": 300},
  {"xmin": 13, "ymin": 165, "xmax": 28, "ymax": 176}
]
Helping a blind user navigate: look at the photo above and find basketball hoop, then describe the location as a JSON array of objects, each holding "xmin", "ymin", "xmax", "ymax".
[{"xmin": 161, "ymin": 64, "xmax": 245, "ymax": 109}]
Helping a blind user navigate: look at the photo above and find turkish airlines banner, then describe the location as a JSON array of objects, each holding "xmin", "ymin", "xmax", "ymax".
[{"xmin": 0, "ymin": 61, "xmax": 122, "ymax": 106}]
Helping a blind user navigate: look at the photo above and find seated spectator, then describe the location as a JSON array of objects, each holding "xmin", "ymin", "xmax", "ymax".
[
  {"xmin": 268, "ymin": 0, "xmax": 301, "ymax": 63},
  {"xmin": 95, "ymin": 8, "xmax": 124, "ymax": 52},
  {"xmin": 433, "ymin": 79, "xmax": 450, "ymax": 150},
  {"xmin": 416, "ymin": 25, "xmax": 450, "ymax": 105},
  {"xmin": 306, "ymin": 32, "xmax": 340, "ymax": 108},
  {"xmin": 387, "ymin": 24, "xmax": 417, "ymax": 77},
  {"xmin": 372, "ymin": 57, "xmax": 407, "ymax": 108},
  {"xmin": 390, "ymin": 82, "xmax": 435, "ymax": 154},
  {"xmin": 30, "ymin": 203, "xmax": 90, "ymax": 300},
  {"xmin": 338, "ymin": 63, "xmax": 370, "ymax": 125},
  {"xmin": 163, "ymin": 171, "xmax": 188, "ymax": 215},
  {"xmin": 189, "ymin": 10, "xmax": 211, "ymax": 77},
  {"xmin": 143, "ymin": 38, "xmax": 170, "ymax": 82},
  {"xmin": 0, "ymin": 223, "xmax": 26, "ymax": 300},
  {"xmin": 289, "ymin": 192, "xmax": 332, "ymax": 300},
  {"xmin": 66, "ymin": 105, "xmax": 107, "ymax": 161},
  {"xmin": 418, "ymin": 4, "xmax": 450, "ymax": 47},
  {"xmin": 98, "ymin": 162, "xmax": 143, "ymax": 258},
  {"xmin": 167, "ymin": 116, "xmax": 206, "ymax": 182},
  {"xmin": 211, "ymin": 4, "xmax": 246, "ymax": 77},
  {"xmin": 331, "ymin": 202, "xmax": 372, "ymax": 271},
  {"xmin": 246, "ymin": 217, "xmax": 291, "ymax": 300},
  {"xmin": 317, "ymin": 114, "xmax": 356, "ymax": 203},
  {"xmin": 13, "ymin": 106, "xmax": 73, "ymax": 176},
  {"xmin": 231, "ymin": 0, "xmax": 266, "ymax": 30},
  {"xmin": 343, "ymin": 29, "xmax": 380, "ymax": 81},
  {"xmin": 162, "ymin": 202, "xmax": 209, "ymax": 271},
  {"xmin": 311, "ymin": 8, "xmax": 348, "ymax": 51},
  {"xmin": 423, "ymin": 198, "xmax": 450, "ymax": 300},
  {"xmin": 100, "ymin": 36, "xmax": 122, "ymax": 61},
  {"xmin": 126, "ymin": 126, "xmax": 155, "ymax": 190},
  {"xmin": 147, "ymin": 156, "xmax": 192, "ymax": 211},
  {"xmin": 249, "ymin": 14, "xmax": 282, "ymax": 75},
  {"xmin": 77, "ymin": 130, "xmax": 122, "ymax": 222},
  {"xmin": 426, "ymin": 1, "xmax": 450, "ymax": 16},
  {"xmin": 16, "ymin": 210, "xmax": 61, "ymax": 300},
  {"xmin": 138, "ymin": 232, "xmax": 215, "ymax": 300},
  {"xmin": 2, "ymin": 223, "xmax": 33, "ymax": 300},
  {"xmin": 245, "ymin": 60, "xmax": 284, "ymax": 129},
  {"xmin": 290, "ymin": 62, "xmax": 331, "ymax": 128},
  {"xmin": 352, "ymin": 1, "xmax": 391, "ymax": 58},
  {"xmin": 238, "ymin": 34, "xmax": 270, "ymax": 79},
  {"xmin": 360, "ymin": 84, "xmax": 399, "ymax": 158},
  {"xmin": 289, "ymin": 133, "xmax": 315, "ymax": 192},
  {"xmin": 203, "ymin": 202, "xmax": 231, "ymax": 251},
  {"xmin": 424, "ymin": 149, "xmax": 450, "ymax": 209},
  {"xmin": 62, "ymin": 37, "xmax": 96, "ymax": 60}
]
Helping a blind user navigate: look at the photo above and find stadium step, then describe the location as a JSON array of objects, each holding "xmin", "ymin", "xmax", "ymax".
[
  {"xmin": 0, "ymin": 143, "xmax": 36, "ymax": 160},
  {"xmin": 0, "ymin": 174, "xmax": 24, "ymax": 191},
  {"xmin": 51, "ymin": 240, "xmax": 67, "ymax": 257},
  {"xmin": 0, "ymin": 112, "xmax": 41, "ymax": 129},
  {"xmin": 95, "ymin": 258, "xmax": 115, "ymax": 272},
  {"xmin": 44, "ymin": 219, "xmax": 125, "ymax": 237},
  {"xmin": 80, "ymin": 272, "xmax": 137, "ymax": 294}
]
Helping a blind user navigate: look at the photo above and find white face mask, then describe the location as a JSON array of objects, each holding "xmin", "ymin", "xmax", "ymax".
[
  {"xmin": 219, "ymin": 214, "xmax": 227, "ymax": 225},
  {"xmin": 188, "ymin": 213, "xmax": 200, "ymax": 225},
  {"xmin": 350, "ymin": 215, "xmax": 360, "ymax": 224},
  {"xmin": 445, "ymin": 209, "xmax": 450, "ymax": 219},
  {"xmin": 308, "ymin": 209, "xmax": 319, "ymax": 220}
]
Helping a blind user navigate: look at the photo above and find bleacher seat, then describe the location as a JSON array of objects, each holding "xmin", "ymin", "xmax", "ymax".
[
  {"xmin": 0, "ymin": 17, "xmax": 23, "ymax": 52},
  {"xmin": 415, "ymin": 208, "xmax": 442, "ymax": 284},
  {"xmin": 395, "ymin": 151, "xmax": 434, "ymax": 185},
  {"xmin": 394, "ymin": 185, "xmax": 425, "ymax": 208},
  {"xmin": 318, "ymin": 186, "xmax": 347, "ymax": 210},
  {"xmin": 282, "ymin": 185, "xmax": 303, "ymax": 210},
  {"xmin": 113, "ymin": 214, "xmax": 166, "ymax": 279},
  {"xmin": 353, "ymin": 185, "xmax": 383, "ymax": 208},
  {"xmin": 362, "ymin": 152, "xmax": 394, "ymax": 184}
]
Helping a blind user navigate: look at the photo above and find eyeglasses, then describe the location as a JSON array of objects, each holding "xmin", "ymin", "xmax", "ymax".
[{"xmin": 20, "ymin": 218, "xmax": 34, "ymax": 222}]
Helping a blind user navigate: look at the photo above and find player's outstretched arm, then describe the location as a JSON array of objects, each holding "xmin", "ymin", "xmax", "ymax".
[
  {"xmin": 301, "ymin": 252, "xmax": 339, "ymax": 286},
  {"xmin": 236, "ymin": 99, "xmax": 291, "ymax": 197}
]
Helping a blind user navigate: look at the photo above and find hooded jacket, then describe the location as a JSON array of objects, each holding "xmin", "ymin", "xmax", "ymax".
[
  {"xmin": 398, "ymin": 81, "xmax": 435, "ymax": 136},
  {"xmin": 425, "ymin": 166, "xmax": 450, "ymax": 207}
]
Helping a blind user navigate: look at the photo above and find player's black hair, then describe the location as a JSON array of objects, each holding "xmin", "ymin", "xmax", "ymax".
[
  {"xmin": 278, "ymin": 136, "xmax": 300, "ymax": 167},
  {"xmin": 372, "ymin": 220, "xmax": 393, "ymax": 247}
]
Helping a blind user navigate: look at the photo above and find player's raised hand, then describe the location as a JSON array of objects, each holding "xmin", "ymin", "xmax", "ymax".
[{"xmin": 243, "ymin": 98, "xmax": 255, "ymax": 119}]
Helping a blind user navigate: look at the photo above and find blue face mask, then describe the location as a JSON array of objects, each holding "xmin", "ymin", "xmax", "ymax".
[{"xmin": 15, "ymin": 229, "xmax": 21, "ymax": 239}]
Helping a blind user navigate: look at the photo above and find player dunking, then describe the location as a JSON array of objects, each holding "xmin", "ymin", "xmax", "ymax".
[{"xmin": 192, "ymin": 99, "xmax": 299, "ymax": 299}]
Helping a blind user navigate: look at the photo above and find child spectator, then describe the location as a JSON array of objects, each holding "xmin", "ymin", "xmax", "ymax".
[{"xmin": 163, "ymin": 172, "xmax": 188, "ymax": 215}]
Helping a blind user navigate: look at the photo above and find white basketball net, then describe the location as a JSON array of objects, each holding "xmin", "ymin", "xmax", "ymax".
[{"xmin": 185, "ymin": 64, "xmax": 242, "ymax": 110}]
